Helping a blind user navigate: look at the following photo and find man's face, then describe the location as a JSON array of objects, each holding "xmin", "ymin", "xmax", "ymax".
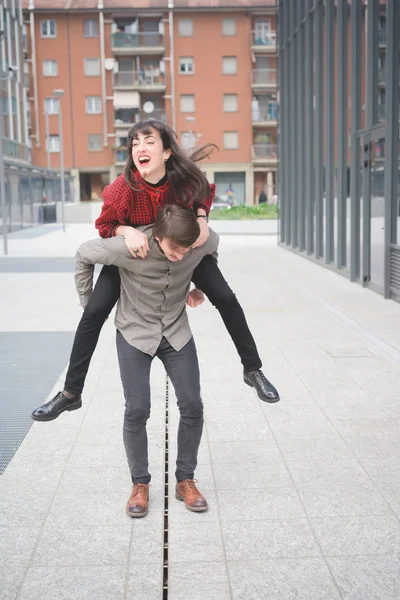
[{"xmin": 156, "ymin": 237, "xmax": 191, "ymax": 262}]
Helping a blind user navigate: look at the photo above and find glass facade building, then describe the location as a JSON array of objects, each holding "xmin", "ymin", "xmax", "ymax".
[
  {"xmin": 278, "ymin": 0, "xmax": 400, "ymax": 302},
  {"xmin": 0, "ymin": 0, "xmax": 72, "ymax": 236}
]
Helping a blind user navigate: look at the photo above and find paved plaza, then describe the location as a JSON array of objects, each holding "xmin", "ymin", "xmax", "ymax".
[{"xmin": 1, "ymin": 223, "xmax": 400, "ymax": 599}]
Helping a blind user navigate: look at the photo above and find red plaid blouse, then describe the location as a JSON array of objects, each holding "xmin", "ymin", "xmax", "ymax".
[{"xmin": 95, "ymin": 170, "xmax": 215, "ymax": 238}]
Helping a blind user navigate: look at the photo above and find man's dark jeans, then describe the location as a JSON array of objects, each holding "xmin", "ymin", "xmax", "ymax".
[
  {"xmin": 116, "ymin": 332, "xmax": 203, "ymax": 483},
  {"xmin": 64, "ymin": 256, "xmax": 262, "ymax": 395}
]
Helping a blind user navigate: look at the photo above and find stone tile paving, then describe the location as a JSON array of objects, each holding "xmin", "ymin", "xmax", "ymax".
[{"xmin": 1, "ymin": 226, "xmax": 400, "ymax": 599}]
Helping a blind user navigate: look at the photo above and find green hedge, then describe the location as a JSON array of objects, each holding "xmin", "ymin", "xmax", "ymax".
[{"xmin": 210, "ymin": 204, "xmax": 279, "ymax": 220}]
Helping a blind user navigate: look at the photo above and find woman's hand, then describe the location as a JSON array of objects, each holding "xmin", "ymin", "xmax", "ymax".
[
  {"xmin": 117, "ymin": 226, "xmax": 149, "ymax": 258},
  {"xmin": 192, "ymin": 217, "xmax": 209, "ymax": 248},
  {"xmin": 186, "ymin": 288, "xmax": 205, "ymax": 308}
]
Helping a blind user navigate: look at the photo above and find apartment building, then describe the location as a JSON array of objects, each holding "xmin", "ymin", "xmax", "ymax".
[
  {"xmin": 23, "ymin": 0, "xmax": 278, "ymax": 205},
  {"xmin": 1, "ymin": 0, "xmax": 30, "ymax": 162}
]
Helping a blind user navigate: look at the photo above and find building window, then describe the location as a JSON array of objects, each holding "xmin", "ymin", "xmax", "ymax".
[
  {"xmin": 181, "ymin": 132, "xmax": 195, "ymax": 150},
  {"xmin": 88, "ymin": 134, "xmax": 102, "ymax": 151},
  {"xmin": 48, "ymin": 135, "xmax": 60, "ymax": 153},
  {"xmin": 222, "ymin": 56, "xmax": 237, "ymax": 75},
  {"xmin": 41, "ymin": 19, "xmax": 56, "ymax": 38},
  {"xmin": 179, "ymin": 57, "xmax": 194, "ymax": 75},
  {"xmin": 42, "ymin": 60, "xmax": 58, "ymax": 76},
  {"xmin": 84, "ymin": 58, "xmax": 100, "ymax": 76},
  {"xmin": 180, "ymin": 94, "xmax": 195, "ymax": 113},
  {"xmin": 223, "ymin": 94, "xmax": 238, "ymax": 112},
  {"xmin": 224, "ymin": 131, "xmax": 238, "ymax": 150},
  {"xmin": 44, "ymin": 97, "xmax": 59, "ymax": 115},
  {"xmin": 84, "ymin": 19, "xmax": 98, "ymax": 38},
  {"xmin": 222, "ymin": 19, "xmax": 236, "ymax": 36},
  {"xmin": 86, "ymin": 96, "xmax": 102, "ymax": 114},
  {"xmin": 178, "ymin": 19, "xmax": 193, "ymax": 37}
]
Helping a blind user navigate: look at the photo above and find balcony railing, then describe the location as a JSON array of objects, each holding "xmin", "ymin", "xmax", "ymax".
[
  {"xmin": 141, "ymin": 108, "xmax": 167, "ymax": 122},
  {"xmin": 251, "ymin": 30, "xmax": 277, "ymax": 47},
  {"xmin": 112, "ymin": 31, "xmax": 164, "ymax": 49},
  {"xmin": 114, "ymin": 108, "xmax": 167, "ymax": 127},
  {"xmin": 252, "ymin": 144, "xmax": 278, "ymax": 160},
  {"xmin": 3, "ymin": 137, "xmax": 30, "ymax": 161},
  {"xmin": 252, "ymin": 69, "xmax": 277, "ymax": 86},
  {"xmin": 252, "ymin": 103, "xmax": 278, "ymax": 122},
  {"xmin": 114, "ymin": 70, "xmax": 165, "ymax": 88}
]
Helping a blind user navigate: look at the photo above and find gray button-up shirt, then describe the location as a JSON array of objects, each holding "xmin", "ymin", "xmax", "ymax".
[{"xmin": 75, "ymin": 225, "xmax": 219, "ymax": 356}]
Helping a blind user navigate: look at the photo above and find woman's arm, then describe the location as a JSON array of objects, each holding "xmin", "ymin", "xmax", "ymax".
[
  {"xmin": 95, "ymin": 175, "xmax": 129, "ymax": 239},
  {"xmin": 115, "ymin": 225, "xmax": 149, "ymax": 259}
]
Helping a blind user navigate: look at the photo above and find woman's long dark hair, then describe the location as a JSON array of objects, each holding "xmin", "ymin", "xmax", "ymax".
[{"xmin": 124, "ymin": 120, "xmax": 218, "ymax": 205}]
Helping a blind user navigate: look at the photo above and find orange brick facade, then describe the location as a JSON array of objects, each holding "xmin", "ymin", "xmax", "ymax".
[{"xmin": 24, "ymin": 1, "xmax": 278, "ymax": 204}]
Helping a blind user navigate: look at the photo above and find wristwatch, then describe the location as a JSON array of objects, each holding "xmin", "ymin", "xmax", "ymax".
[{"xmin": 197, "ymin": 214, "xmax": 209, "ymax": 223}]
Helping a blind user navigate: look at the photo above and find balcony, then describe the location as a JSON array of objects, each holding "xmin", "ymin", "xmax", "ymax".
[
  {"xmin": 114, "ymin": 108, "xmax": 167, "ymax": 130},
  {"xmin": 252, "ymin": 103, "xmax": 278, "ymax": 126},
  {"xmin": 114, "ymin": 148, "xmax": 128, "ymax": 166},
  {"xmin": 114, "ymin": 70, "xmax": 166, "ymax": 92},
  {"xmin": 112, "ymin": 32, "xmax": 164, "ymax": 55},
  {"xmin": 379, "ymin": 29, "xmax": 386, "ymax": 46},
  {"xmin": 252, "ymin": 69, "xmax": 277, "ymax": 90},
  {"xmin": 3, "ymin": 138, "xmax": 30, "ymax": 162},
  {"xmin": 252, "ymin": 144, "xmax": 278, "ymax": 165},
  {"xmin": 251, "ymin": 30, "xmax": 277, "ymax": 52}
]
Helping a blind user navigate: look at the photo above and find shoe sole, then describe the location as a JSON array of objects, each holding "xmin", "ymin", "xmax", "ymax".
[
  {"xmin": 244, "ymin": 379, "xmax": 280, "ymax": 404},
  {"xmin": 31, "ymin": 400, "xmax": 82, "ymax": 422},
  {"xmin": 175, "ymin": 492, "xmax": 208, "ymax": 512},
  {"xmin": 126, "ymin": 508, "xmax": 148, "ymax": 518}
]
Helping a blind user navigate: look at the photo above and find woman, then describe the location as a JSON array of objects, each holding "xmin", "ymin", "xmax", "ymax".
[{"xmin": 31, "ymin": 120, "xmax": 279, "ymax": 422}]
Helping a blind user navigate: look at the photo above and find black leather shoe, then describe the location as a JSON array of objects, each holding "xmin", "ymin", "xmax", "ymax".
[
  {"xmin": 244, "ymin": 370, "xmax": 280, "ymax": 403},
  {"xmin": 31, "ymin": 391, "xmax": 82, "ymax": 422}
]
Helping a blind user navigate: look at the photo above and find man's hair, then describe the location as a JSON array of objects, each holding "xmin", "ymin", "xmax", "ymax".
[{"xmin": 153, "ymin": 204, "xmax": 200, "ymax": 249}]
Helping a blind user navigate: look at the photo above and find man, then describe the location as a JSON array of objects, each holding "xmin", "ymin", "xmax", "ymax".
[{"xmin": 74, "ymin": 204, "xmax": 218, "ymax": 517}]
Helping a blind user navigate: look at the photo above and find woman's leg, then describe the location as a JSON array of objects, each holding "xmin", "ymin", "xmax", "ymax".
[
  {"xmin": 64, "ymin": 265, "xmax": 121, "ymax": 394},
  {"xmin": 192, "ymin": 255, "xmax": 261, "ymax": 371},
  {"xmin": 31, "ymin": 265, "xmax": 121, "ymax": 422},
  {"xmin": 191, "ymin": 255, "xmax": 279, "ymax": 402}
]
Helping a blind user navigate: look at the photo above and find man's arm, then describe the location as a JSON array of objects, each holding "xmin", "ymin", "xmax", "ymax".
[{"xmin": 75, "ymin": 236, "xmax": 134, "ymax": 307}]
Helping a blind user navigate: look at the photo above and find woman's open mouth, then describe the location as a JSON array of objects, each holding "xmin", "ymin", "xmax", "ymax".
[{"xmin": 138, "ymin": 156, "xmax": 151, "ymax": 166}]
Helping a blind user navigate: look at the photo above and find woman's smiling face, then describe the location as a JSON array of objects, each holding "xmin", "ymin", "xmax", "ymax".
[{"xmin": 131, "ymin": 127, "xmax": 171, "ymax": 182}]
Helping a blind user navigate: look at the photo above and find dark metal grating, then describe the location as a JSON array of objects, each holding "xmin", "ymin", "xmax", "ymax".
[
  {"xmin": 0, "ymin": 331, "xmax": 75, "ymax": 473},
  {"xmin": 390, "ymin": 244, "xmax": 400, "ymax": 299}
]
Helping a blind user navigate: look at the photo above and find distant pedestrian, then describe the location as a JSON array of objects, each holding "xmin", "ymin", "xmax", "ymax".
[{"xmin": 258, "ymin": 189, "xmax": 267, "ymax": 204}]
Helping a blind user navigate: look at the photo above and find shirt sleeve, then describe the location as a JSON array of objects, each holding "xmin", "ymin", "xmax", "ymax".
[
  {"xmin": 94, "ymin": 176, "xmax": 129, "ymax": 238},
  {"xmin": 194, "ymin": 183, "xmax": 215, "ymax": 216},
  {"xmin": 75, "ymin": 237, "xmax": 132, "ymax": 307}
]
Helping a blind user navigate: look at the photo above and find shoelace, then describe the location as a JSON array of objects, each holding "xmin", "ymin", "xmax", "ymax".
[
  {"xmin": 181, "ymin": 479, "xmax": 199, "ymax": 492},
  {"xmin": 254, "ymin": 370, "xmax": 268, "ymax": 385},
  {"xmin": 46, "ymin": 392, "xmax": 64, "ymax": 408},
  {"xmin": 131, "ymin": 483, "xmax": 149, "ymax": 497}
]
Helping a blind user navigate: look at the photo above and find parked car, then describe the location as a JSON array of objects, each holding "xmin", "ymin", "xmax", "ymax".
[{"xmin": 210, "ymin": 195, "xmax": 232, "ymax": 210}]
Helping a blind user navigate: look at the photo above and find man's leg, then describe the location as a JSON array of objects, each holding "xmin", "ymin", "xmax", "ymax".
[
  {"xmin": 116, "ymin": 330, "xmax": 153, "ymax": 518},
  {"xmin": 192, "ymin": 255, "xmax": 279, "ymax": 403},
  {"xmin": 31, "ymin": 265, "xmax": 121, "ymax": 422},
  {"xmin": 157, "ymin": 337, "xmax": 208, "ymax": 512}
]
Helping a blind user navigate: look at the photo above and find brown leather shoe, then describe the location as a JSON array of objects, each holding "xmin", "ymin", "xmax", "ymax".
[
  {"xmin": 175, "ymin": 479, "xmax": 208, "ymax": 512},
  {"xmin": 126, "ymin": 483, "xmax": 150, "ymax": 518}
]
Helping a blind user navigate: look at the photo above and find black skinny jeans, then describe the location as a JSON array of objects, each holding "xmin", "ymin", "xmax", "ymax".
[{"xmin": 64, "ymin": 256, "xmax": 262, "ymax": 394}]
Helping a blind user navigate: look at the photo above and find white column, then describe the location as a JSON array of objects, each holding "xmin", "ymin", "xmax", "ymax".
[{"xmin": 267, "ymin": 170, "xmax": 274, "ymax": 202}]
